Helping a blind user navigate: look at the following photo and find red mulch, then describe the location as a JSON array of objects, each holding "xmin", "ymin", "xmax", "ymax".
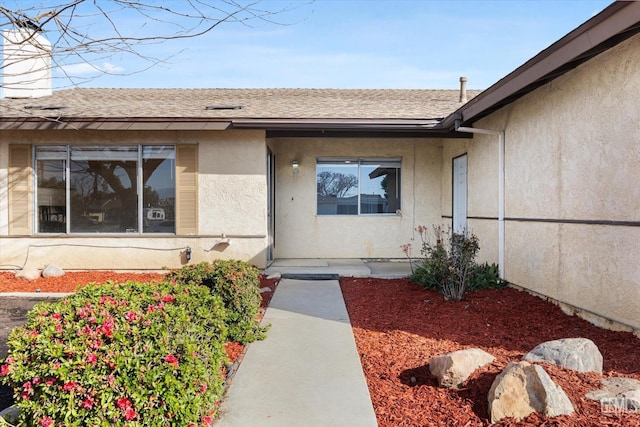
[
  {"xmin": 340, "ymin": 277, "xmax": 640, "ymax": 426},
  {"xmin": 0, "ymin": 271, "xmax": 166, "ymax": 293},
  {"xmin": 3, "ymin": 272, "xmax": 639, "ymax": 425}
]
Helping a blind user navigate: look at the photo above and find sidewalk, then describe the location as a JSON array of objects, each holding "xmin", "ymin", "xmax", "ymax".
[{"xmin": 215, "ymin": 278, "xmax": 378, "ymax": 427}]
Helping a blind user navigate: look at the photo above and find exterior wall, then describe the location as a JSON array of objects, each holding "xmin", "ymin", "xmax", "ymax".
[
  {"xmin": 444, "ymin": 33, "xmax": 640, "ymax": 330},
  {"xmin": 0, "ymin": 129, "xmax": 270, "ymax": 270},
  {"xmin": 268, "ymin": 137, "xmax": 443, "ymax": 259}
]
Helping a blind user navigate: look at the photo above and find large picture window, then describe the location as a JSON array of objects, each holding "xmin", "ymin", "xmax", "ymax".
[
  {"xmin": 317, "ymin": 158, "xmax": 401, "ymax": 215},
  {"xmin": 35, "ymin": 145, "xmax": 176, "ymax": 234}
]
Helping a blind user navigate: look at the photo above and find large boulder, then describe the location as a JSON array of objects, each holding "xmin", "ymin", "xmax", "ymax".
[
  {"xmin": 15, "ymin": 268, "xmax": 40, "ymax": 281},
  {"xmin": 523, "ymin": 338, "xmax": 603, "ymax": 374},
  {"xmin": 429, "ymin": 348, "xmax": 495, "ymax": 388},
  {"xmin": 42, "ymin": 263, "xmax": 65, "ymax": 278},
  {"xmin": 586, "ymin": 377, "xmax": 640, "ymax": 413},
  {"xmin": 488, "ymin": 361, "xmax": 574, "ymax": 423}
]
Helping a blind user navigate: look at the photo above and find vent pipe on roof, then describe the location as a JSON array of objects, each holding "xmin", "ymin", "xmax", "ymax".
[
  {"xmin": 3, "ymin": 29, "xmax": 52, "ymax": 98},
  {"xmin": 459, "ymin": 76, "xmax": 468, "ymax": 103}
]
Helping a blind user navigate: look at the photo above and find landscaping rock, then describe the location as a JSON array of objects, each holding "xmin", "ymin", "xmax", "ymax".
[
  {"xmin": 523, "ymin": 337, "xmax": 603, "ymax": 374},
  {"xmin": 42, "ymin": 263, "xmax": 65, "ymax": 278},
  {"xmin": 266, "ymin": 272, "xmax": 281, "ymax": 280},
  {"xmin": 488, "ymin": 361, "xmax": 574, "ymax": 423},
  {"xmin": 0, "ymin": 406, "xmax": 20, "ymax": 424},
  {"xmin": 429, "ymin": 348, "xmax": 495, "ymax": 388},
  {"xmin": 15, "ymin": 268, "xmax": 40, "ymax": 281},
  {"xmin": 586, "ymin": 377, "xmax": 640, "ymax": 412},
  {"xmin": 260, "ymin": 287, "xmax": 272, "ymax": 293}
]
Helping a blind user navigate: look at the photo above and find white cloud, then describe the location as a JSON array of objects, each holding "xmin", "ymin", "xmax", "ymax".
[{"xmin": 57, "ymin": 62, "xmax": 124, "ymax": 77}]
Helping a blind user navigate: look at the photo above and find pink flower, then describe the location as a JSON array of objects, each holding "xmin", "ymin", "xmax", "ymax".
[
  {"xmin": 55, "ymin": 323, "xmax": 63, "ymax": 334},
  {"xmin": 32, "ymin": 377, "xmax": 41, "ymax": 385},
  {"xmin": 86, "ymin": 353, "xmax": 97, "ymax": 365},
  {"xmin": 21, "ymin": 381, "xmax": 33, "ymax": 400},
  {"xmin": 52, "ymin": 313, "xmax": 61, "ymax": 320},
  {"xmin": 0, "ymin": 364, "xmax": 9, "ymax": 376},
  {"xmin": 100, "ymin": 318, "xmax": 115, "ymax": 337},
  {"xmin": 202, "ymin": 415, "xmax": 213, "ymax": 425},
  {"xmin": 117, "ymin": 397, "xmax": 132, "ymax": 410},
  {"xmin": 164, "ymin": 354, "xmax": 179, "ymax": 368},
  {"xmin": 45, "ymin": 377, "xmax": 56, "ymax": 386},
  {"xmin": 82, "ymin": 396, "xmax": 94, "ymax": 409},
  {"xmin": 124, "ymin": 407, "xmax": 136, "ymax": 420},
  {"xmin": 63, "ymin": 381, "xmax": 77, "ymax": 392},
  {"xmin": 161, "ymin": 294, "xmax": 175, "ymax": 303},
  {"xmin": 124, "ymin": 311, "xmax": 138, "ymax": 322},
  {"xmin": 117, "ymin": 397, "xmax": 136, "ymax": 420},
  {"xmin": 39, "ymin": 416, "xmax": 53, "ymax": 427}
]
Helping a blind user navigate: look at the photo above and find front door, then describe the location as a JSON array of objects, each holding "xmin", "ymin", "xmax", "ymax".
[{"xmin": 453, "ymin": 154, "xmax": 467, "ymax": 234}]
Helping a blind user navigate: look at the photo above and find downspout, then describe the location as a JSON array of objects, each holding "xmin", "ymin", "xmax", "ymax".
[{"xmin": 454, "ymin": 120, "xmax": 506, "ymax": 279}]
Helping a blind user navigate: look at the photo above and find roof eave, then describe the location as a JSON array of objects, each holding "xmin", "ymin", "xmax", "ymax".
[{"xmin": 0, "ymin": 116, "xmax": 473, "ymax": 137}]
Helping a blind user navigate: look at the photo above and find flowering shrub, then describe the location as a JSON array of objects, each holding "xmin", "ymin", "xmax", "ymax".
[
  {"xmin": 166, "ymin": 260, "xmax": 268, "ymax": 344},
  {"xmin": 406, "ymin": 225, "xmax": 480, "ymax": 301},
  {"xmin": 0, "ymin": 280, "xmax": 227, "ymax": 426}
]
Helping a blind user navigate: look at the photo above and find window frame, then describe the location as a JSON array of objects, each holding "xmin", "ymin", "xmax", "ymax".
[
  {"xmin": 33, "ymin": 144, "xmax": 177, "ymax": 235},
  {"xmin": 316, "ymin": 157, "xmax": 402, "ymax": 216}
]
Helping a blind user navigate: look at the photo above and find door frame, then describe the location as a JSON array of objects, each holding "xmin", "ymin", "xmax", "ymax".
[
  {"xmin": 266, "ymin": 148, "xmax": 275, "ymax": 263},
  {"xmin": 452, "ymin": 153, "xmax": 468, "ymax": 234}
]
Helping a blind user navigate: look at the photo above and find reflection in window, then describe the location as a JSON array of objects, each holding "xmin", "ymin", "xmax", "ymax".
[
  {"xmin": 36, "ymin": 146, "xmax": 66, "ymax": 233},
  {"xmin": 317, "ymin": 158, "xmax": 401, "ymax": 215},
  {"xmin": 143, "ymin": 146, "xmax": 175, "ymax": 233},
  {"xmin": 70, "ymin": 147, "xmax": 137, "ymax": 233},
  {"xmin": 35, "ymin": 145, "xmax": 176, "ymax": 234}
]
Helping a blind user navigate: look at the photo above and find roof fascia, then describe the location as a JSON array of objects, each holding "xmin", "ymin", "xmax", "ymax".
[
  {"xmin": 442, "ymin": 1, "xmax": 640, "ymax": 128},
  {"xmin": 266, "ymin": 129, "xmax": 472, "ymax": 139},
  {"xmin": 0, "ymin": 119, "xmax": 231, "ymax": 131}
]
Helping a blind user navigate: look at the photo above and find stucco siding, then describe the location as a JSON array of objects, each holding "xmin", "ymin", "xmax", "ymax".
[
  {"xmin": 453, "ymin": 33, "xmax": 640, "ymax": 330},
  {"xmin": 0, "ymin": 129, "xmax": 270, "ymax": 270},
  {"xmin": 269, "ymin": 137, "xmax": 442, "ymax": 259}
]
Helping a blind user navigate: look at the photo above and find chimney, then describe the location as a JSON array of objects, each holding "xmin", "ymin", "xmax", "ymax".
[
  {"xmin": 459, "ymin": 76, "xmax": 468, "ymax": 103},
  {"xmin": 3, "ymin": 29, "xmax": 52, "ymax": 98}
]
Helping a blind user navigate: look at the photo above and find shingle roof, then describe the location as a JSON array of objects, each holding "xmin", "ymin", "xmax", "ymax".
[{"xmin": 0, "ymin": 88, "xmax": 481, "ymax": 121}]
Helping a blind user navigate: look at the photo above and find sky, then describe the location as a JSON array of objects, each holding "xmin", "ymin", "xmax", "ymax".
[{"xmin": 11, "ymin": 0, "xmax": 614, "ymax": 90}]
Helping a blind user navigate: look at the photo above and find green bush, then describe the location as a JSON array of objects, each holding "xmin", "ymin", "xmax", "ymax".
[
  {"xmin": 468, "ymin": 262, "xmax": 508, "ymax": 290},
  {"xmin": 0, "ymin": 280, "xmax": 227, "ymax": 426},
  {"xmin": 407, "ymin": 225, "xmax": 480, "ymax": 301},
  {"xmin": 166, "ymin": 260, "xmax": 267, "ymax": 344}
]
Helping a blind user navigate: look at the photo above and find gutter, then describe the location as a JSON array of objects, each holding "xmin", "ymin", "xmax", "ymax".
[{"xmin": 454, "ymin": 120, "xmax": 506, "ymax": 280}]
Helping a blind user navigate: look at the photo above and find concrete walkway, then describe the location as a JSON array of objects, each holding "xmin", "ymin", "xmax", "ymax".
[{"xmin": 215, "ymin": 278, "xmax": 378, "ymax": 427}]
